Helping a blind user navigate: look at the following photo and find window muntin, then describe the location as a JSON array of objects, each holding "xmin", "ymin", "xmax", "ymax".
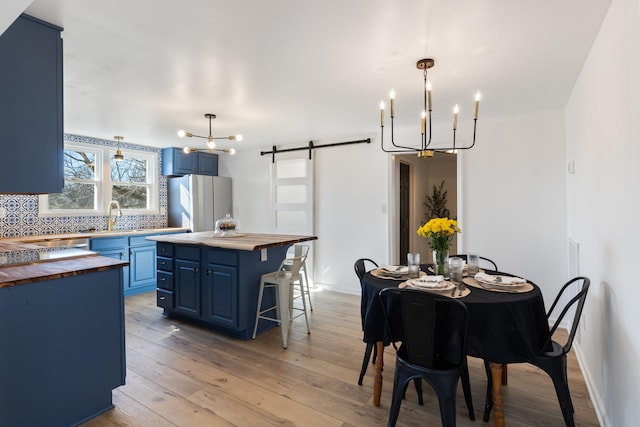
[{"xmin": 48, "ymin": 147, "xmax": 100, "ymax": 211}]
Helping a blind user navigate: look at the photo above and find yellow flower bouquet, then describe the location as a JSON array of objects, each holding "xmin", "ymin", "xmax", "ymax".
[{"xmin": 417, "ymin": 217, "xmax": 461, "ymax": 276}]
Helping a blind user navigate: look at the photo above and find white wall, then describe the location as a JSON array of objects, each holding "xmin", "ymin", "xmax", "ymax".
[
  {"xmin": 565, "ymin": 0, "xmax": 640, "ymax": 424},
  {"xmin": 460, "ymin": 109, "xmax": 568, "ymax": 305},
  {"xmin": 0, "ymin": 0, "xmax": 32, "ymax": 37}
]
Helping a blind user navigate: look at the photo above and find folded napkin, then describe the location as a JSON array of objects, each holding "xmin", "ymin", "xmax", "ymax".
[
  {"xmin": 408, "ymin": 276, "xmax": 446, "ymax": 288},
  {"xmin": 474, "ymin": 272, "xmax": 525, "ymax": 285},
  {"xmin": 379, "ymin": 265, "xmax": 409, "ymax": 274}
]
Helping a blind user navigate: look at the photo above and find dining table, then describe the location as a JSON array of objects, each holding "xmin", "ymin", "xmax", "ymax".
[{"xmin": 360, "ymin": 265, "xmax": 551, "ymax": 427}]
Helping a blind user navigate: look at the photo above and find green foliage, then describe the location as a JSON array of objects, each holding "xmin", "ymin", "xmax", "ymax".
[{"xmin": 423, "ymin": 180, "xmax": 450, "ymax": 221}]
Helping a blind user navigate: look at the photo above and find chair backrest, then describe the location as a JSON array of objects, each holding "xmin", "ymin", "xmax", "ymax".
[
  {"xmin": 354, "ymin": 258, "xmax": 379, "ymax": 281},
  {"xmin": 287, "ymin": 244, "xmax": 310, "ymax": 262},
  {"xmin": 379, "ymin": 287, "xmax": 468, "ymax": 370},
  {"xmin": 452, "ymin": 254, "xmax": 498, "ymax": 271},
  {"xmin": 544, "ymin": 276, "xmax": 590, "ymax": 355},
  {"xmin": 279, "ymin": 256, "xmax": 305, "ymax": 281}
]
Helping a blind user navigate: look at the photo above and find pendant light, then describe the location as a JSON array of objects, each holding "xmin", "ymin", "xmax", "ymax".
[{"xmin": 113, "ymin": 136, "xmax": 124, "ymax": 161}]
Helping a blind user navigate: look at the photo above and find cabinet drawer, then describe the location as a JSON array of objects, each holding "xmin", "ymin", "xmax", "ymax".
[
  {"xmin": 157, "ymin": 289, "xmax": 174, "ymax": 309},
  {"xmin": 157, "ymin": 271, "xmax": 173, "ymax": 290},
  {"xmin": 175, "ymin": 245, "xmax": 201, "ymax": 261},
  {"xmin": 90, "ymin": 236, "xmax": 127, "ymax": 251},
  {"xmin": 206, "ymin": 248, "xmax": 237, "ymax": 266},
  {"xmin": 157, "ymin": 256, "xmax": 173, "ymax": 272},
  {"xmin": 157, "ymin": 242, "xmax": 173, "ymax": 257},
  {"xmin": 129, "ymin": 235, "xmax": 154, "ymax": 247}
]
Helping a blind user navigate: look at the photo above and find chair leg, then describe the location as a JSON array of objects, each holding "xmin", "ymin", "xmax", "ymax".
[
  {"xmin": 483, "ymin": 360, "xmax": 493, "ymax": 422},
  {"xmin": 252, "ymin": 279, "xmax": 266, "ymax": 339},
  {"xmin": 297, "ymin": 280, "xmax": 310, "ymax": 334},
  {"xmin": 302, "ymin": 263, "xmax": 313, "ymax": 311},
  {"xmin": 276, "ymin": 282, "xmax": 290, "ymax": 348},
  {"xmin": 460, "ymin": 358, "xmax": 475, "ymax": 420},
  {"xmin": 431, "ymin": 376, "xmax": 459, "ymax": 427},
  {"xmin": 387, "ymin": 370, "xmax": 409, "ymax": 427},
  {"xmin": 414, "ymin": 378, "xmax": 424, "ymax": 406},
  {"xmin": 358, "ymin": 343, "xmax": 374, "ymax": 385},
  {"xmin": 539, "ymin": 356, "xmax": 575, "ymax": 427}
]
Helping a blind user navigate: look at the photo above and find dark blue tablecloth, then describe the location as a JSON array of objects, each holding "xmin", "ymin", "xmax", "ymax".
[{"xmin": 361, "ymin": 269, "xmax": 551, "ymax": 364}]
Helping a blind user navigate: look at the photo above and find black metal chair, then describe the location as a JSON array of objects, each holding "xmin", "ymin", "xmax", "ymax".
[
  {"xmin": 482, "ymin": 276, "xmax": 590, "ymax": 426},
  {"xmin": 451, "ymin": 254, "xmax": 499, "ymax": 271},
  {"xmin": 354, "ymin": 258, "xmax": 379, "ymax": 385},
  {"xmin": 379, "ymin": 287, "xmax": 475, "ymax": 427}
]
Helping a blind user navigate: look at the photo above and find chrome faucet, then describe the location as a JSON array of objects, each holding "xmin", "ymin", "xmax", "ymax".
[{"xmin": 107, "ymin": 200, "xmax": 123, "ymax": 231}]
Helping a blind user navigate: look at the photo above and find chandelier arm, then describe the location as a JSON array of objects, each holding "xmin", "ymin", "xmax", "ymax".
[
  {"xmin": 380, "ymin": 125, "xmax": 422, "ymax": 153},
  {"xmin": 388, "ymin": 117, "xmax": 424, "ymax": 151}
]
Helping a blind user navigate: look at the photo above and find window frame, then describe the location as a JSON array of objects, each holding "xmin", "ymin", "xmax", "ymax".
[{"xmin": 39, "ymin": 142, "xmax": 159, "ymax": 217}]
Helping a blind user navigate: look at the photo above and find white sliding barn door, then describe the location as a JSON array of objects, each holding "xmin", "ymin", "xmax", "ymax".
[
  {"xmin": 270, "ymin": 153, "xmax": 314, "ymax": 235},
  {"xmin": 270, "ymin": 152, "xmax": 315, "ymax": 282}
]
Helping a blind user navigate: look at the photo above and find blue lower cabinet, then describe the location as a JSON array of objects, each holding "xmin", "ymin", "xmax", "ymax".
[
  {"xmin": 90, "ymin": 231, "xmax": 180, "ymax": 296},
  {"xmin": 204, "ymin": 263, "xmax": 238, "ymax": 328},
  {"xmin": 175, "ymin": 259, "xmax": 201, "ymax": 317},
  {"xmin": 0, "ymin": 267, "xmax": 125, "ymax": 426},
  {"xmin": 156, "ymin": 243, "xmax": 287, "ymax": 339}
]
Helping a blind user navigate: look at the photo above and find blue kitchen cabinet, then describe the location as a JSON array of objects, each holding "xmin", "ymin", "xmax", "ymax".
[
  {"xmin": 175, "ymin": 258, "xmax": 201, "ymax": 318},
  {"xmin": 204, "ymin": 263, "xmax": 238, "ymax": 328},
  {"xmin": 90, "ymin": 236, "xmax": 130, "ymax": 291},
  {"xmin": 155, "ymin": 243, "xmax": 287, "ymax": 339},
  {"xmin": 129, "ymin": 235, "xmax": 157, "ymax": 292},
  {"xmin": 90, "ymin": 231, "xmax": 180, "ymax": 296},
  {"xmin": 0, "ymin": 14, "xmax": 63, "ymax": 194},
  {"xmin": 161, "ymin": 147, "xmax": 218, "ymax": 176},
  {"xmin": 0, "ymin": 267, "xmax": 126, "ymax": 426}
]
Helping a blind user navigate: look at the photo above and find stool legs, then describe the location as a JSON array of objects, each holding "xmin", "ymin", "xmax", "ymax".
[
  {"xmin": 301, "ymin": 262, "xmax": 313, "ymax": 311},
  {"xmin": 278, "ymin": 280, "xmax": 291, "ymax": 348}
]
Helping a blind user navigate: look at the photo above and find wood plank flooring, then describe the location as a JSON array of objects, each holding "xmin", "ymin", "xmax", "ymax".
[{"xmin": 83, "ymin": 290, "xmax": 599, "ymax": 426}]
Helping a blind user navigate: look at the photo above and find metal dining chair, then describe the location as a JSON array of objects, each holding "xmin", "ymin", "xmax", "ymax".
[
  {"xmin": 354, "ymin": 258, "xmax": 379, "ymax": 385},
  {"xmin": 482, "ymin": 276, "xmax": 590, "ymax": 426},
  {"xmin": 379, "ymin": 287, "xmax": 475, "ymax": 426}
]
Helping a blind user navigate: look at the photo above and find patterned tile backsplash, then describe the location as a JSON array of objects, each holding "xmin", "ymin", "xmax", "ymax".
[{"xmin": 0, "ymin": 134, "xmax": 168, "ymax": 238}]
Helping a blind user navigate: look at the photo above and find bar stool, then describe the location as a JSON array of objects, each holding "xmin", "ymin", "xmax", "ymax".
[
  {"xmin": 252, "ymin": 255, "xmax": 310, "ymax": 348},
  {"xmin": 287, "ymin": 244, "xmax": 313, "ymax": 312}
]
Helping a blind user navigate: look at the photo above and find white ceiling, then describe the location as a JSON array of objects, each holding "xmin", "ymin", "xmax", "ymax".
[{"xmin": 22, "ymin": 0, "xmax": 611, "ymax": 153}]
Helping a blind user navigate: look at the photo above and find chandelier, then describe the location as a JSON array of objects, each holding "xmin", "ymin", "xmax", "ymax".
[
  {"xmin": 178, "ymin": 113, "xmax": 242, "ymax": 155},
  {"xmin": 379, "ymin": 58, "xmax": 480, "ymax": 157}
]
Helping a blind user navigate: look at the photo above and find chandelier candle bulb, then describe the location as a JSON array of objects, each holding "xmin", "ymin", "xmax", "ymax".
[
  {"xmin": 389, "ymin": 89, "xmax": 395, "ymax": 117},
  {"xmin": 421, "ymin": 111, "xmax": 426, "ymax": 134},
  {"xmin": 453, "ymin": 104, "xmax": 459, "ymax": 130},
  {"xmin": 380, "ymin": 101, "xmax": 385, "ymax": 126},
  {"xmin": 474, "ymin": 91, "xmax": 481, "ymax": 120},
  {"xmin": 427, "ymin": 81, "xmax": 432, "ymax": 111}
]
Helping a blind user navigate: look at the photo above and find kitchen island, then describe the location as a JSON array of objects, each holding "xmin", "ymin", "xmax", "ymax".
[
  {"xmin": 147, "ymin": 232, "xmax": 317, "ymax": 339},
  {"xmin": 0, "ymin": 248, "xmax": 128, "ymax": 427}
]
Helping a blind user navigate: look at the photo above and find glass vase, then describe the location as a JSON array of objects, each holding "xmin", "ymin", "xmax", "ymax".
[{"xmin": 432, "ymin": 249, "xmax": 449, "ymax": 278}]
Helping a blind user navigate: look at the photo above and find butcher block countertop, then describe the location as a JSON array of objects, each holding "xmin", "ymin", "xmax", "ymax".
[
  {"xmin": 146, "ymin": 232, "xmax": 318, "ymax": 251},
  {"xmin": 0, "ymin": 255, "xmax": 129, "ymax": 288}
]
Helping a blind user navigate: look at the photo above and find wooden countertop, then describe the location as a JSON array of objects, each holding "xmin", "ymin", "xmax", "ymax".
[
  {"xmin": 146, "ymin": 232, "xmax": 318, "ymax": 251},
  {"xmin": 0, "ymin": 255, "xmax": 129, "ymax": 288}
]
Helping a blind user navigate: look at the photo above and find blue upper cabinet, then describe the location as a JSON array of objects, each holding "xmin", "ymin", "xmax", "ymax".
[
  {"xmin": 162, "ymin": 147, "xmax": 218, "ymax": 176},
  {"xmin": 0, "ymin": 14, "xmax": 63, "ymax": 194}
]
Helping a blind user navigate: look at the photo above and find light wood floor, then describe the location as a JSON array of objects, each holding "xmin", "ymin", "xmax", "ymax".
[{"xmin": 84, "ymin": 290, "xmax": 599, "ymax": 427}]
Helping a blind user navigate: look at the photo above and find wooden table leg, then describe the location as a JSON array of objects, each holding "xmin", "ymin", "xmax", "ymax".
[
  {"xmin": 490, "ymin": 362, "xmax": 505, "ymax": 427},
  {"xmin": 373, "ymin": 341, "xmax": 384, "ymax": 406}
]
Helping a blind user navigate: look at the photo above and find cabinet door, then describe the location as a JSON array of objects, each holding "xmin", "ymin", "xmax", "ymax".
[
  {"xmin": 203, "ymin": 264, "xmax": 238, "ymax": 328},
  {"xmin": 161, "ymin": 147, "xmax": 196, "ymax": 176},
  {"xmin": 175, "ymin": 259, "xmax": 201, "ymax": 318},
  {"xmin": 197, "ymin": 152, "xmax": 218, "ymax": 176},
  {"xmin": 129, "ymin": 244, "xmax": 157, "ymax": 291},
  {"xmin": 0, "ymin": 15, "xmax": 63, "ymax": 193}
]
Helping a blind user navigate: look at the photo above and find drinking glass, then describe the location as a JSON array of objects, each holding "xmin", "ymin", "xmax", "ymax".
[
  {"xmin": 407, "ymin": 252, "xmax": 421, "ymax": 278},
  {"xmin": 467, "ymin": 254, "xmax": 480, "ymax": 276},
  {"xmin": 449, "ymin": 257, "xmax": 464, "ymax": 284}
]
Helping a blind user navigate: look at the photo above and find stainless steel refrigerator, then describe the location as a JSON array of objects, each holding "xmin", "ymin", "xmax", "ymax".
[{"xmin": 167, "ymin": 175, "xmax": 232, "ymax": 232}]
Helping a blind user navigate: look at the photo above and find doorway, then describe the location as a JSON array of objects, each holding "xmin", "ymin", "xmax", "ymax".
[{"xmin": 394, "ymin": 152, "xmax": 458, "ymax": 264}]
